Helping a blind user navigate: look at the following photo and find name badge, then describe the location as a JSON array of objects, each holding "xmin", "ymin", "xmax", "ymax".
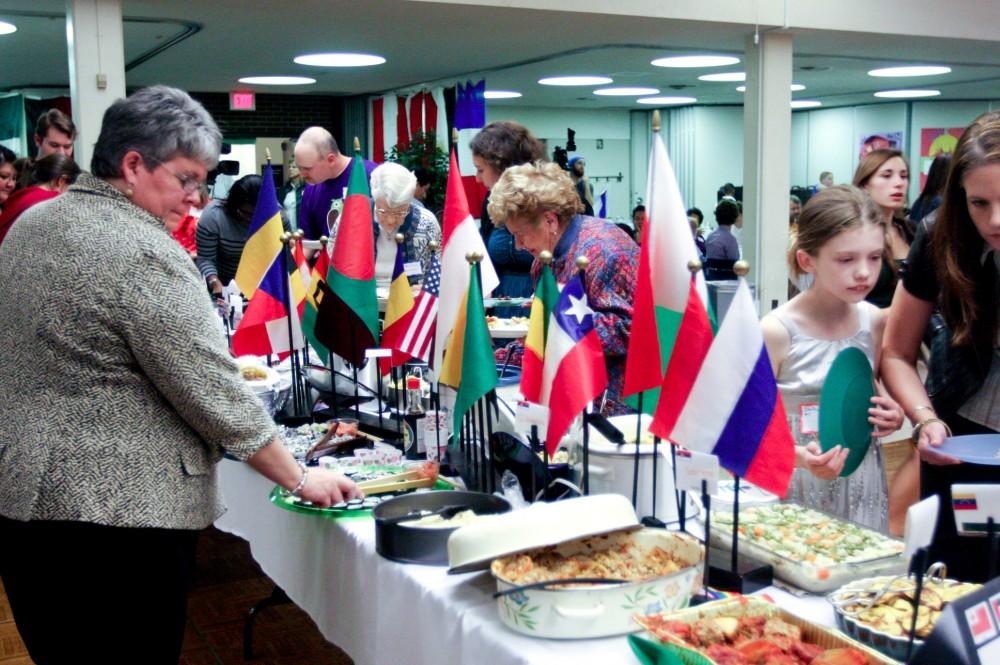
[{"xmin": 799, "ymin": 402, "xmax": 819, "ymax": 436}]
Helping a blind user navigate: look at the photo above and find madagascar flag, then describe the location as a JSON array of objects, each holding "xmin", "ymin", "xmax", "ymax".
[
  {"xmin": 439, "ymin": 263, "xmax": 497, "ymax": 437},
  {"xmin": 314, "ymin": 152, "xmax": 378, "ymax": 365},
  {"xmin": 379, "ymin": 243, "xmax": 415, "ymax": 375},
  {"xmin": 519, "ymin": 262, "xmax": 558, "ymax": 403},
  {"xmin": 302, "ymin": 241, "xmax": 331, "ymax": 364}
]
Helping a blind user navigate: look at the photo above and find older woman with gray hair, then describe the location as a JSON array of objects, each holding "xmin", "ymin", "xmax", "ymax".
[
  {"xmin": 488, "ymin": 161, "xmax": 639, "ymax": 414},
  {"xmin": 365, "ymin": 161, "xmax": 441, "ymax": 289},
  {"xmin": 0, "ymin": 86, "xmax": 359, "ymax": 664}
]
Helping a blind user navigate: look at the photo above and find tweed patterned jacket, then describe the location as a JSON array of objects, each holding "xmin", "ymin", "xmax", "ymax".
[{"xmin": 0, "ymin": 174, "xmax": 278, "ymax": 530}]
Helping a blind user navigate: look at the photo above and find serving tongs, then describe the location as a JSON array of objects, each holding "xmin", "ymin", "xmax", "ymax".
[
  {"xmin": 356, "ymin": 469, "xmax": 436, "ymax": 496},
  {"xmin": 828, "ymin": 561, "xmax": 948, "ymax": 617},
  {"xmin": 493, "ymin": 577, "xmax": 628, "ymax": 598}
]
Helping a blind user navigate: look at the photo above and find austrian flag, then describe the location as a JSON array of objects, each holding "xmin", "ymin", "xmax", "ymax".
[{"xmin": 540, "ymin": 272, "xmax": 608, "ymax": 455}]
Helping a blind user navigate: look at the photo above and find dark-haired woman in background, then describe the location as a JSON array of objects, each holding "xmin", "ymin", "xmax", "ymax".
[
  {"xmin": 0, "ymin": 146, "xmax": 16, "ymax": 212},
  {"xmin": 0, "ymin": 153, "xmax": 81, "ymax": 246},
  {"xmin": 470, "ymin": 121, "xmax": 547, "ymax": 310},
  {"xmin": 853, "ymin": 149, "xmax": 914, "ymax": 308},
  {"xmin": 195, "ymin": 173, "xmax": 289, "ymax": 300},
  {"xmin": 909, "ymin": 152, "xmax": 951, "ymax": 224}
]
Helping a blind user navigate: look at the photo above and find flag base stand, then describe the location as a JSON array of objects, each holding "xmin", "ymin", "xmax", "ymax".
[
  {"xmin": 706, "ymin": 547, "xmax": 773, "ymax": 594},
  {"xmin": 640, "ymin": 516, "xmax": 667, "ymax": 529}
]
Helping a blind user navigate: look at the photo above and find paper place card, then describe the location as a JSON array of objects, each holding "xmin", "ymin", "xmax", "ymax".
[
  {"xmin": 675, "ymin": 449, "xmax": 719, "ymax": 496},
  {"xmin": 364, "ymin": 347, "xmax": 393, "ymax": 359},
  {"xmin": 515, "ymin": 400, "xmax": 549, "ymax": 433},
  {"xmin": 952, "ymin": 484, "xmax": 1000, "ymax": 537},
  {"xmin": 904, "ymin": 494, "xmax": 940, "ymax": 558},
  {"xmin": 403, "ymin": 261, "xmax": 423, "ymax": 277}
]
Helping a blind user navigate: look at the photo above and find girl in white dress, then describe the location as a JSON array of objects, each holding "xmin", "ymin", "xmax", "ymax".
[{"xmin": 761, "ymin": 185, "xmax": 905, "ymax": 532}]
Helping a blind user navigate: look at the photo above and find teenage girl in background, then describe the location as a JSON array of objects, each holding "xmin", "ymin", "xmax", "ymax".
[
  {"xmin": 853, "ymin": 149, "xmax": 914, "ymax": 308},
  {"xmin": 762, "ymin": 185, "xmax": 904, "ymax": 532}
]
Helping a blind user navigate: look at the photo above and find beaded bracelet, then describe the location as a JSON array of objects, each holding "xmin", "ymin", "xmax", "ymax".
[
  {"xmin": 290, "ymin": 463, "xmax": 309, "ymax": 497},
  {"xmin": 912, "ymin": 417, "xmax": 953, "ymax": 446}
]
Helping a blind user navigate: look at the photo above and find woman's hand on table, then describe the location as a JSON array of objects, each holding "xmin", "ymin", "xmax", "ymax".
[
  {"xmin": 868, "ymin": 395, "xmax": 904, "ymax": 437},
  {"xmin": 915, "ymin": 419, "xmax": 961, "ymax": 466},
  {"xmin": 798, "ymin": 442, "xmax": 848, "ymax": 480},
  {"xmin": 298, "ymin": 468, "xmax": 363, "ymax": 507}
]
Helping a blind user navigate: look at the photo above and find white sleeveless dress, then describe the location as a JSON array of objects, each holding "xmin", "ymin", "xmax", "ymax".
[{"xmin": 772, "ymin": 303, "xmax": 888, "ymax": 533}]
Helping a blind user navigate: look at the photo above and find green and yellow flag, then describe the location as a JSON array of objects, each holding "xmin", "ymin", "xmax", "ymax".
[{"xmin": 440, "ymin": 262, "xmax": 497, "ymax": 437}]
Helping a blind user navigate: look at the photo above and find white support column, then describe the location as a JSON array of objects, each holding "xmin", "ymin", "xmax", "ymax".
[
  {"xmin": 742, "ymin": 31, "xmax": 792, "ymax": 315},
  {"xmin": 66, "ymin": 0, "xmax": 126, "ymax": 171}
]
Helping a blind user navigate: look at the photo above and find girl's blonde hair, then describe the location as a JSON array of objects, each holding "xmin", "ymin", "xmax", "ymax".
[
  {"xmin": 487, "ymin": 161, "xmax": 583, "ymax": 227},
  {"xmin": 787, "ymin": 185, "xmax": 884, "ymax": 277}
]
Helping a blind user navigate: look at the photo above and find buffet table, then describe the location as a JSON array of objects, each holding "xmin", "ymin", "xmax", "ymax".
[{"xmin": 215, "ymin": 458, "xmax": 833, "ymax": 665}]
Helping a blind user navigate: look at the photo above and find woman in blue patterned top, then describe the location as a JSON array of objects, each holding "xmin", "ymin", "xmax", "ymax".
[{"xmin": 488, "ymin": 161, "xmax": 639, "ymax": 414}]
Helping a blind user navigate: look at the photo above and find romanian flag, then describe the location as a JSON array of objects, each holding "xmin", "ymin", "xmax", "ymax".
[
  {"xmin": 433, "ymin": 149, "xmax": 498, "ymax": 373},
  {"xmin": 231, "ymin": 164, "xmax": 303, "ymax": 358},
  {"xmin": 379, "ymin": 242, "xmax": 415, "ymax": 375},
  {"xmin": 235, "ymin": 165, "xmax": 284, "ymax": 299},
  {"xmin": 539, "ymin": 272, "xmax": 608, "ymax": 455},
  {"xmin": 440, "ymin": 262, "xmax": 497, "ymax": 438},
  {"xmin": 302, "ymin": 240, "xmax": 331, "ymax": 364},
  {"xmin": 670, "ymin": 278, "xmax": 795, "ymax": 497},
  {"xmin": 520, "ymin": 262, "xmax": 559, "ymax": 403},
  {"xmin": 624, "ymin": 125, "xmax": 713, "ymax": 429},
  {"xmin": 314, "ymin": 151, "xmax": 379, "ymax": 366}
]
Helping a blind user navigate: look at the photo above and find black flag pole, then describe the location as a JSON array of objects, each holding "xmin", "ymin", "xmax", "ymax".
[
  {"xmin": 485, "ymin": 390, "xmax": 497, "ymax": 494},
  {"xmin": 632, "ymin": 394, "xmax": 643, "ymax": 508}
]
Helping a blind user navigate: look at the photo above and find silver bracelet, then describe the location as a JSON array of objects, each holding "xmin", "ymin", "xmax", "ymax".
[{"xmin": 290, "ymin": 463, "xmax": 308, "ymax": 497}]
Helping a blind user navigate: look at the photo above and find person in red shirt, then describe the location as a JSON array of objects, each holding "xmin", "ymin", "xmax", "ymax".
[
  {"xmin": 0, "ymin": 153, "xmax": 80, "ymax": 246},
  {"xmin": 167, "ymin": 186, "xmax": 207, "ymax": 258}
]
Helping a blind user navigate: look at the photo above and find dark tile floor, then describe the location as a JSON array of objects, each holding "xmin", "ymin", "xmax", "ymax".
[{"xmin": 0, "ymin": 527, "xmax": 353, "ymax": 665}]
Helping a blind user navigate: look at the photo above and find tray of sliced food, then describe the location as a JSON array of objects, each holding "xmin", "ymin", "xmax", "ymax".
[
  {"xmin": 827, "ymin": 566, "xmax": 981, "ymax": 661},
  {"xmin": 710, "ymin": 503, "xmax": 905, "ymax": 593},
  {"xmin": 635, "ymin": 596, "xmax": 897, "ymax": 664}
]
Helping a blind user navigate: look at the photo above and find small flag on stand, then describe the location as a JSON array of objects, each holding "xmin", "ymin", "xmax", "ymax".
[
  {"xmin": 623, "ymin": 112, "xmax": 712, "ymax": 417},
  {"xmin": 301, "ymin": 237, "xmax": 331, "ymax": 364},
  {"xmin": 314, "ymin": 145, "xmax": 379, "ymax": 366},
  {"xmin": 539, "ymin": 264, "xmax": 608, "ymax": 455},
  {"xmin": 439, "ymin": 255, "xmax": 497, "ymax": 438},
  {"xmin": 231, "ymin": 163, "xmax": 304, "ymax": 359},
  {"xmin": 520, "ymin": 252, "xmax": 559, "ymax": 403},
  {"xmin": 433, "ymin": 142, "xmax": 498, "ymax": 373},
  {"xmin": 669, "ymin": 267, "xmax": 795, "ymax": 498},
  {"xmin": 234, "ymin": 164, "xmax": 284, "ymax": 300},
  {"xmin": 397, "ymin": 248, "xmax": 440, "ymax": 364},
  {"xmin": 379, "ymin": 236, "xmax": 415, "ymax": 375}
]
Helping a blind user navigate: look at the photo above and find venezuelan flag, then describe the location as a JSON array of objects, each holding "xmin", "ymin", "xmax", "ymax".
[
  {"xmin": 235, "ymin": 165, "xmax": 284, "ymax": 299},
  {"xmin": 379, "ymin": 242, "xmax": 415, "ymax": 375}
]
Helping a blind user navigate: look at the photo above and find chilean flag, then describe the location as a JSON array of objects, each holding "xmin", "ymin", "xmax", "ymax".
[
  {"xmin": 539, "ymin": 272, "xmax": 608, "ymax": 455},
  {"xmin": 669, "ymin": 278, "xmax": 795, "ymax": 497}
]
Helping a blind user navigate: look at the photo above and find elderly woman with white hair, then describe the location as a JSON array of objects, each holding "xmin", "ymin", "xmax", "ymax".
[{"xmin": 366, "ymin": 161, "xmax": 441, "ymax": 289}]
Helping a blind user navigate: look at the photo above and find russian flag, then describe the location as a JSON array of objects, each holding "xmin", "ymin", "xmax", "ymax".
[
  {"xmin": 669, "ymin": 278, "xmax": 795, "ymax": 497},
  {"xmin": 540, "ymin": 272, "xmax": 608, "ymax": 455}
]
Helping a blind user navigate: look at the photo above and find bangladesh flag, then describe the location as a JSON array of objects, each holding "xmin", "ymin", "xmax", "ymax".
[
  {"xmin": 519, "ymin": 262, "xmax": 559, "ymax": 403},
  {"xmin": 440, "ymin": 263, "xmax": 497, "ymax": 438},
  {"xmin": 314, "ymin": 152, "xmax": 379, "ymax": 365}
]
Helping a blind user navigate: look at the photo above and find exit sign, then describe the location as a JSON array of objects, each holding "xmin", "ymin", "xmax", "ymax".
[{"xmin": 229, "ymin": 90, "xmax": 255, "ymax": 111}]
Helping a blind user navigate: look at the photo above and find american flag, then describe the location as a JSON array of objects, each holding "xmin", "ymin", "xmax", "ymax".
[{"xmin": 397, "ymin": 253, "xmax": 440, "ymax": 364}]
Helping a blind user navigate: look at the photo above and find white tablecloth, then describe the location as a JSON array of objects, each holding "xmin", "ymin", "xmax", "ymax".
[{"xmin": 215, "ymin": 458, "xmax": 831, "ymax": 665}]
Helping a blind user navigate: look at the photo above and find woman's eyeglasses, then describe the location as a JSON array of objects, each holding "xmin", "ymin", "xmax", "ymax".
[{"xmin": 142, "ymin": 154, "xmax": 204, "ymax": 194}]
